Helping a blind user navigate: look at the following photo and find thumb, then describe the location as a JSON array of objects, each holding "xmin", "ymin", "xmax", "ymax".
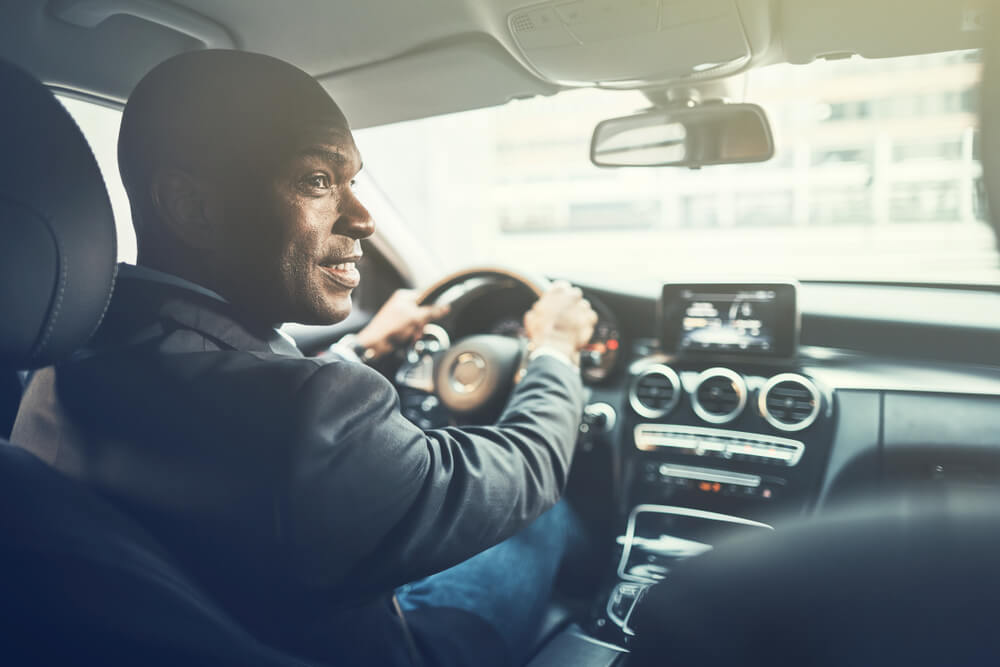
[{"xmin": 428, "ymin": 303, "xmax": 450, "ymax": 320}]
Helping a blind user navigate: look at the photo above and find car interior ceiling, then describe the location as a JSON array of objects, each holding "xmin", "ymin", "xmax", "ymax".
[{"xmin": 2, "ymin": 1, "xmax": 1000, "ymax": 666}]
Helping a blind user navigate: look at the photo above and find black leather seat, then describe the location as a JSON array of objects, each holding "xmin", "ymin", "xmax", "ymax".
[
  {"xmin": 0, "ymin": 371, "xmax": 20, "ymax": 438},
  {"xmin": 0, "ymin": 442, "xmax": 320, "ymax": 666},
  {"xmin": 628, "ymin": 491, "xmax": 1000, "ymax": 666},
  {"xmin": 0, "ymin": 58, "xmax": 317, "ymax": 666}
]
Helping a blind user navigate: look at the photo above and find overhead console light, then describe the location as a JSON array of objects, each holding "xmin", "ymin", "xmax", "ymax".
[{"xmin": 507, "ymin": 0, "xmax": 757, "ymax": 87}]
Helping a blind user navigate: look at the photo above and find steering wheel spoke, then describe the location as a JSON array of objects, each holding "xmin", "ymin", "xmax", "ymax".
[{"xmin": 395, "ymin": 352, "xmax": 437, "ymax": 393}]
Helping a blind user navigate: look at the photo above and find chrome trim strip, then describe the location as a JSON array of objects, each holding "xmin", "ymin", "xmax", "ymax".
[
  {"xmin": 690, "ymin": 367, "xmax": 747, "ymax": 424},
  {"xmin": 758, "ymin": 372, "xmax": 822, "ymax": 432},
  {"xmin": 568, "ymin": 629, "xmax": 630, "ymax": 653},
  {"xmin": 628, "ymin": 364, "xmax": 682, "ymax": 419},
  {"xmin": 605, "ymin": 581, "xmax": 649, "ymax": 636},
  {"xmin": 617, "ymin": 504, "xmax": 772, "ymax": 583},
  {"xmin": 634, "ymin": 423, "xmax": 805, "ymax": 467},
  {"xmin": 657, "ymin": 463, "xmax": 761, "ymax": 488},
  {"xmin": 629, "ymin": 504, "xmax": 774, "ymax": 528}
]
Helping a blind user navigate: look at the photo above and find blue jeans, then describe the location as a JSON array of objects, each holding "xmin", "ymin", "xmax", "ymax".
[{"xmin": 396, "ymin": 501, "xmax": 583, "ymax": 666}]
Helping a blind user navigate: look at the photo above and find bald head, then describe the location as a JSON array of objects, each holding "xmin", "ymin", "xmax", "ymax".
[
  {"xmin": 118, "ymin": 50, "xmax": 374, "ymax": 326},
  {"xmin": 119, "ymin": 50, "xmax": 349, "ymax": 246}
]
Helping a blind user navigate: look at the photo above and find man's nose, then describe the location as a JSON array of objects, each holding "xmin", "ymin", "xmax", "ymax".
[{"xmin": 334, "ymin": 192, "xmax": 375, "ymax": 240}]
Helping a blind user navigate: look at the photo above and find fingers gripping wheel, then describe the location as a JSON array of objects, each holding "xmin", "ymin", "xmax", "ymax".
[{"xmin": 408, "ymin": 267, "xmax": 551, "ymax": 419}]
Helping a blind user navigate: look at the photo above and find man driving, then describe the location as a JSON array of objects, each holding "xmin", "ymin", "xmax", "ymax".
[{"xmin": 13, "ymin": 50, "xmax": 596, "ymax": 666}]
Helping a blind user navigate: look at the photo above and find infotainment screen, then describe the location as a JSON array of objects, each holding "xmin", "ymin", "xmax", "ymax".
[{"xmin": 660, "ymin": 283, "xmax": 798, "ymax": 358}]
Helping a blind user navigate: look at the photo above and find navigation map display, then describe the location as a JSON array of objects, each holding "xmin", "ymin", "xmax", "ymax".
[{"xmin": 661, "ymin": 283, "xmax": 798, "ymax": 358}]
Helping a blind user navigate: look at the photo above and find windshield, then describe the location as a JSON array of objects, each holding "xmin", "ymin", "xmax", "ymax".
[{"xmin": 355, "ymin": 49, "xmax": 1000, "ymax": 287}]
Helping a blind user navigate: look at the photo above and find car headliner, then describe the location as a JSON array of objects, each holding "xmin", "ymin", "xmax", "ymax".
[{"xmin": 0, "ymin": 0, "xmax": 986, "ymax": 129}]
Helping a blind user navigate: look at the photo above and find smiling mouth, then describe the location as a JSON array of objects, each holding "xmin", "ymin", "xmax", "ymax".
[{"xmin": 319, "ymin": 256, "xmax": 362, "ymax": 289}]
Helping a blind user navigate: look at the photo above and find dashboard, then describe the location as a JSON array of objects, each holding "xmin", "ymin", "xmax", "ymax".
[
  {"xmin": 394, "ymin": 278, "xmax": 1000, "ymax": 514},
  {"xmin": 376, "ymin": 275, "xmax": 1000, "ymax": 648}
]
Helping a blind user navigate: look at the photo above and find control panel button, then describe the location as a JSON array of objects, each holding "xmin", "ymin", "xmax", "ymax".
[{"xmin": 635, "ymin": 424, "xmax": 804, "ymax": 466}]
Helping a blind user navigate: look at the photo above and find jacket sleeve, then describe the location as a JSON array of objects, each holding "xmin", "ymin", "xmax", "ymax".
[{"xmin": 282, "ymin": 354, "xmax": 585, "ymax": 596}]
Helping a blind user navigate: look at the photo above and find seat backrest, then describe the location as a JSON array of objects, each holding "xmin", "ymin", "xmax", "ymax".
[
  {"xmin": 0, "ymin": 441, "xmax": 317, "ymax": 666},
  {"xmin": 0, "ymin": 371, "xmax": 20, "ymax": 438},
  {"xmin": 0, "ymin": 58, "xmax": 316, "ymax": 666},
  {"xmin": 628, "ymin": 493, "xmax": 1000, "ymax": 667}
]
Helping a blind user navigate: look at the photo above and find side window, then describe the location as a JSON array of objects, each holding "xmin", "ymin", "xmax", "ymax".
[{"xmin": 58, "ymin": 95, "xmax": 137, "ymax": 263}]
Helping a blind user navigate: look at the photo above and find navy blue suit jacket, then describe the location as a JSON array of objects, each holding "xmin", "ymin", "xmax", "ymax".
[{"xmin": 13, "ymin": 273, "xmax": 585, "ymax": 665}]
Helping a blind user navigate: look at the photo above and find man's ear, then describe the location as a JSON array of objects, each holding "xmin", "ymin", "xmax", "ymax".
[{"xmin": 148, "ymin": 168, "xmax": 224, "ymax": 250}]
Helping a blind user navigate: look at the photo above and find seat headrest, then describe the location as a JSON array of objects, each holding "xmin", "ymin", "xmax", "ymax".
[{"xmin": 0, "ymin": 59, "xmax": 117, "ymax": 370}]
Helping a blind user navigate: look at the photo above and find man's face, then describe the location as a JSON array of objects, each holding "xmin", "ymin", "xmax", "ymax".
[{"xmin": 221, "ymin": 123, "xmax": 373, "ymax": 325}]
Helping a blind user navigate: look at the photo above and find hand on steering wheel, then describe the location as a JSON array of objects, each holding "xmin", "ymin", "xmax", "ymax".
[
  {"xmin": 354, "ymin": 289, "xmax": 450, "ymax": 359},
  {"xmin": 524, "ymin": 280, "xmax": 599, "ymax": 367},
  {"xmin": 396, "ymin": 268, "xmax": 597, "ymax": 424}
]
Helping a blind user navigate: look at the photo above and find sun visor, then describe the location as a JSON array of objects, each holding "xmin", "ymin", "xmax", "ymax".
[
  {"xmin": 780, "ymin": 0, "xmax": 987, "ymax": 64},
  {"xmin": 320, "ymin": 35, "xmax": 559, "ymax": 129},
  {"xmin": 506, "ymin": 0, "xmax": 758, "ymax": 87}
]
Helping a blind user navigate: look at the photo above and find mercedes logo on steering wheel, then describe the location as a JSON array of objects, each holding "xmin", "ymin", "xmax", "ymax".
[{"xmin": 450, "ymin": 352, "xmax": 487, "ymax": 394}]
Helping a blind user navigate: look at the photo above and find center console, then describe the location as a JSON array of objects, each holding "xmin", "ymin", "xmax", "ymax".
[{"xmin": 584, "ymin": 281, "xmax": 837, "ymax": 649}]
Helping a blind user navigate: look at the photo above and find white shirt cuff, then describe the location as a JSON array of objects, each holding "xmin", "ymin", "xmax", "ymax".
[{"xmin": 528, "ymin": 345, "xmax": 578, "ymax": 369}]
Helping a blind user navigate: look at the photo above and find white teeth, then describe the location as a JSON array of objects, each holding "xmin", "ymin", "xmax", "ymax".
[{"xmin": 327, "ymin": 262, "xmax": 356, "ymax": 271}]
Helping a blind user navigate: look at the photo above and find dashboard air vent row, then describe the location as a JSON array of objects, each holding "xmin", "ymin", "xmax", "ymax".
[
  {"xmin": 759, "ymin": 374, "xmax": 821, "ymax": 432},
  {"xmin": 629, "ymin": 365, "xmax": 682, "ymax": 418},
  {"xmin": 691, "ymin": 367, "xmax": 747, "ymax": 425}
]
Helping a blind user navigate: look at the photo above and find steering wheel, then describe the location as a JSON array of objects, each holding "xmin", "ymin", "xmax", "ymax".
[{"xmin": 396, "ymin": 267, "xmax": 550, "ymax": 422}]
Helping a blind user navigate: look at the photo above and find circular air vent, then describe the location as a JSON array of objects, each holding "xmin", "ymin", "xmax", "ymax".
[
  {"xmin": 758, "ymin": 373, "xmax": 821, "ymax": 432},
  {"xmin": 629, "ymin": 365, "xmax": 682, "ymax": 418},
  {"xmin": 691, "ymin": 367, "xmax": 746, "ymax": 425}
]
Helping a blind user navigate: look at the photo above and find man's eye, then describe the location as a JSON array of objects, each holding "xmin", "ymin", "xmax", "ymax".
[{"xmin": 304, "ymin": 174, "xmax": 331, "ymax": 189}]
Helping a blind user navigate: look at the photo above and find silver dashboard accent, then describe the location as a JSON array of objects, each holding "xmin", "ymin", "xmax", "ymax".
[
  {"xmin": 605, "ymin": 581, "xmax": 649, "ymax": 637},
  {"xmin": 690, "ymin": 366, "xmax": 747, "ymax": 424},
  {"xmin": 583, "ymin": 402, "xmax": 617, "ymax": 433},
  {"xmin": 567, "ymin": 628, "xmax": 630, "ymax": 653},
  {"xmin": 628, "ymin": 364, "xmax": 682, "ymax": 418},
  {"xmin": 634, "ymin": 423, "xmax": 805, "ymax": 466},
  {"xmin": 615, "ymin": 532, "xmax": 714, "ymax": 558},
  {"xmin": 617, "ymin": 504, "xmax": 772, "ymax": 583},
  {"xmin": 758, "ymin": 372, "xmax": 822, "ymax": 432},
  {"xmin": 657, "ymin": 463, "xmax": 761, "ymax": 488}
]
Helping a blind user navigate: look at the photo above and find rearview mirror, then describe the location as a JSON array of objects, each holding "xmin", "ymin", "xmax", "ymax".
[{"xmin": 590, "ymin": 103, "xmax": 774, "ymax": 168}]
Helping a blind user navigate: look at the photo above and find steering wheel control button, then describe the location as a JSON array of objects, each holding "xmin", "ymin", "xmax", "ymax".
[
  {"xmin": 634, "ymin": 424, "xmax": 804, "ymax": 467},
  {"xmin": 412, "ymin": 323, "xmax": 451, "ymax": 357},
  {"xmin": 395, "ymin": 355, "xmax": 436, "ymax": 394}
]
